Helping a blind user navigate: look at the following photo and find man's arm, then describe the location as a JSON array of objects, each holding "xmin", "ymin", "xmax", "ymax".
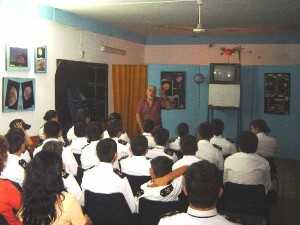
[
  {"xmin": 136, "ymin": 113, "xmax": 144, "ymax": 133},
  {"xmin": 152, "ymin": 166, "xmax": 188, "ymax": 186}
]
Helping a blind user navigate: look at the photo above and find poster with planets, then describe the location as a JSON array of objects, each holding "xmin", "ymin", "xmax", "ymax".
[
  {"xmin": 2, "ymin": 77, "xmax": 35, "ymax": 112},
  {"xmin": 160, "ymin": 72, "xmax": 185, "ymax": 110}
]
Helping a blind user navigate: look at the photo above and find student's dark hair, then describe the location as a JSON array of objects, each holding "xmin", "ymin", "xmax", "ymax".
[
  {"xmin": 96, "ymin": 138, "xmax": 117, "ymax": 162},
  {"xmin": 42, "ymin": 141, "xmax": 64, "ymax": 157},
  {"xmin": 22, "ymin": 150, "xmax": 65, "ymax": 225},
  {"xmin": 74, "ymin": 122, "xmax": 87, "ymax": 138},
  {"xmin": 154, "ymin": 128, "xmax": 169, "ymax": 146},
  {"xmin": 211, "ymin": 119, "xmax": 224, "ymax": 136},
  {"xmin": 239, "ymin": 131, "xmax": 258, "ymax": 153},
  {"xmin": 43, "ymin": 110, "xmax": 58, "ymax": 121},
  {"xmin": 184, "ymin": 160, "xmax": 221, "ymax": 208},
  {"xmin": 180, "ymin": 135, "xmax": 198, "ymax": 155},
  {"xmin": 86, "ymin": 121, "xmax": 102, "ymax": 142},
  {"xmin": 177, "ymin": 123, "xmax": 189, "ymax": 137},
  {"xmin": 44, "ymin": 121, "xmax": 61, "ymax": 138},
  {"xmin": 5, "ymin": 128, "xmax": 25, "ymax": 154},
  {"xmin": 130, "ymin": 135, "xmax": 148, "ymax": 156},
  {"xmin": 0, "ymin": 136, "xmax": 9, "ymax": 174},
  {"xmin": 107, "ymin": 119, "xmax": 122, "ymax": 138},
  {"xmin": 143, "ymin": 119, "xmax": 154, "ymax": 133},
  {"xmin": 197, "ymin": 122, "xmax": 213, "ymax": 140},
  {"xmin": 250, "ymin": 119, "xmax": 271, "ymax": 133},
  {"xmin": 76, "ymin": 109, "xmax": 90, "ymax": 123},
  {"xmin": 108, "ymin": 112, "xmax": 121, "ymax": 121},
  {"xmin": 150, "ymin": 156, "xmax": 173, "ymax": 178}
]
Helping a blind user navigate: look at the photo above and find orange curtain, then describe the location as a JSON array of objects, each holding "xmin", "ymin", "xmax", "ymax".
[{"xmin": 112, "ymin": 65, "xmax": 147, "ymax": 138}]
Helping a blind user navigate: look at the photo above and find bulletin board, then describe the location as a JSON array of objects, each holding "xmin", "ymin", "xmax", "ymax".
[{"xmin": 264, "ymin": 73, "xmax": 290, "ymax": 115}]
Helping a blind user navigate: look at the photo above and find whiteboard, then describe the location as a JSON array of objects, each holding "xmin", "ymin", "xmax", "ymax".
[{"xmin": 208, "ymin": 84, "xmax": 240, "ymax": 107}]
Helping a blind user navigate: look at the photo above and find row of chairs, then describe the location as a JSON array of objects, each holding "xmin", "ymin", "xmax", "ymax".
[{"xmin": 84, "ymin": 182, "xmax": 270, "ymax": 225}]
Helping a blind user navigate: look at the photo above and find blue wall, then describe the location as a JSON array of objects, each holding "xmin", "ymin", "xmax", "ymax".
[{"xmin": 148, "ymin": 64, "xmax": 300, "ymax": 160}]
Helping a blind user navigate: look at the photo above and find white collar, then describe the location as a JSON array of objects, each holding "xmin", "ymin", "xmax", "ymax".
[
  {"xmin": 155, "ymin": 145, "xmax": 165, "ymax": 149},
  {"xmin": 44, "ymin": 138, "xmax": 59, "ymax": 144},
  {"xmin": 8, "ymin": 153, "xmax": 21, "ymax": 160},
  {"xmin": 143, "ymin": 132, "xmax": 152, "ymax": 136},
  {"xmin": 257, "ymin": 132, "xmax": 266, "ymax": 137},
  {"xmin": 198, "ymin": 140, "xmax": 210, "ymax": 144},
  {"xmin": 187, "ymin": 207, "xmax": 218, "ymax": 218}
]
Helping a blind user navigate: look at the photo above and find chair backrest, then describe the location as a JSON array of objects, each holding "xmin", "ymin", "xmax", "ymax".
[
  {"xmin": 85, "ymin": 191, "xmax": 133, "ymax": 225},
  {"xmin": 124, "ymin": 174, "xmax": 150, "ymax": 195},
  {"xmin": 221, "ymin": 182, "xmax": 267, "ymax": 216},
  {"xmin": 139, "ymin": 198, "xmax": 185, "ymax": 225},
  {"xmin": 0, "ymin": 214, "xmax": 9, "ymax": 225}
]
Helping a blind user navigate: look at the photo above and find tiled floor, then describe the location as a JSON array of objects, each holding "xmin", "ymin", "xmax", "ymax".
[{"xmin": 270, "ymin": 159, "xmax": 300, "ymax": 225}]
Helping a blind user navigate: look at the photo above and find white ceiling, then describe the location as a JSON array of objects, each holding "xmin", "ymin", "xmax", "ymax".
[{"xmin": 41, "ymin": 0, "xmax": 300, "ymax": 36}]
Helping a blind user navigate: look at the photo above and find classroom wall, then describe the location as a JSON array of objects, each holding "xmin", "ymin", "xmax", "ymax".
[{"xmin": 0, "ymin": 18, "xmax": 145, "ymax": 135}]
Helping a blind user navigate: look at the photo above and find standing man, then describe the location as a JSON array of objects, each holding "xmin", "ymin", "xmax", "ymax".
[{"xmin": 136, "ymin": 85, "xmax": 163, "ymax": 133}]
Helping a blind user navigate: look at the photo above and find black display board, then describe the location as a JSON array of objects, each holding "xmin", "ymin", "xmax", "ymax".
[{"xmin": 264, "ymin": 73, "xmax": 290, "ymax": 115}]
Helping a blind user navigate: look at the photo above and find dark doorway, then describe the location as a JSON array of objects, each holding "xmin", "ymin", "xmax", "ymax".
[{"xmin": 55, "ymin": 59, "xmax": 108, "ymax": 133}]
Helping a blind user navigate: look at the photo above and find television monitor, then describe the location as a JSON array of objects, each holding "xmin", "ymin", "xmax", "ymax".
[{"xmin": 210, "ymin": 63, "xmax": 241, "ymax": 84}]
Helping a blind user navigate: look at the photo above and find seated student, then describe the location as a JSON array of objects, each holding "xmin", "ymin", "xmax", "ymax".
[
  {"xmin": 103, "ymin": 112, "xmax": 130, "ymax": 142},
  {"xmin": 224, "ymin": 131, "xmax": 271, "ymax": 193},
  {"xmin": 67, "ymin": 122, "xmax": 88, "ymax": 156},
  {"xmin": 139, "ymin": 156, "xmax": 182, "ymax": 202},
  {"xmin": 1, "ymin": 128, "xmax": 27, "ymax": 187},
  {"xmin": 158, "ymin": 161, "xmax": 237, "ymax": 225},
  {"xmin": 39, "ymin": 110, "xmax": 59, "ymax": 140},
  {"xmin": 9, "ymin": 119, "xmax": 34, "ymax": 156},
  {"xmin": 42, "ymin": 141, "xmax": 83, "ymax": 205},
  {"xmin": 120, "ymin": 135, "xmax": 151, "ymax": 176},
  {"xmin": 172, "ymin": 135, "xmax": 200, "ymax": 170},
  {"xmin": 146, "ymin": 128, "xmax": 177, "ymax": 161},
  {"xmin": 250, "ymin": 119, "xmax": 279, "ymax": 158},
  {"xmin": 196, "ymin": 122, "xmax": 224, "ymax": 171},
  {"xmin": 169, "ymin": 123, "xmax": 189, "ymax": 151},
  {"xmin": 0, "ymin": 136, "xmax": 22, "ymax": 225},
  {"xmin": 142, "ymin": 119, "xmax": 156, "ymax": 148},
  {"xmin": 81, "ymin": 138, "xmax": 137, "ymax": 213},
  {"xmin": 20, "ymin": 150, "xmax": 91, "ymax": 225},
  {"xmin": 34, "ymin": 121, "xmax": 78, "ymax": 176},
  {"xmin": 210, "ymin": 119, "xmax": 237, "ymax": 157},
  {"xmin": 67, "ymin": 109, "xmax": 91, "ymax": 142},
  {"xmin": 107, "ymin": 119, "xmax": 131, "ymax": 160},
  {"xmin": 80, "ymin": 121, "xmax": 103, "ymax": 170}
]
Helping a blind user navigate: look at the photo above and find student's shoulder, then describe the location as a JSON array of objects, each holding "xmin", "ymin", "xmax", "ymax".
[{"xmin": 158, "ymin": 212, "xmax": 187, "ymax": 225}]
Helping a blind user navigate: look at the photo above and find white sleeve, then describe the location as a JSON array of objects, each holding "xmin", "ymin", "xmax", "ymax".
[
  {"xmin": 122, "ymin": 177, "xmax": 137, "ymax": 213},
  {"xmin": 229, "ymin": 143, "xmax": 237, "ymax": 155},
  {"xmin": 21, "ymin": 150, "xmax": 32, "ymax": 163},
  {"xmin": 63, "ymin": 174, "xmax": 84, "ymax": 206},
  {"xmin": 223, "ymin": 159, "xmax": 230, "ymax": 184},
  {"xmin": 67, "ymin": 126, "xmax": 76, "ymax": 141},
  {"xmin": 217, "ymin": 150, "xmax": 224, "ymax": 171},
  {"xmin": 62, "ymin": 148, "xmax": 78, "ymax": 176},
  {"xmin": 120, "ymin": 132, "xmax": 130, "ymax": 143}
]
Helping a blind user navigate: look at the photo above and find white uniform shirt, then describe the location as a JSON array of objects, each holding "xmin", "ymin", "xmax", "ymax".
[
  {"xmin": 103, "ymin": 130, "xmax": 130, "ymax": 143},
  {"xmin": 256, "ymin": 132, "xmax": 279, "ymax": 158},
  {"xmin": 140, "ymin": 178, "xmax": 182, "ymax": 202},
  {"xmin": 80, "ymin": 140, "xmax": 100, "ymax": 170},
  {"xmin": 168, "ymin": 137, "xmax": 181, "ymax": 151},
  {"xmin": 112, "ymin": 137, "xmax": 132, "ymax": 160},
  {"xmin": 224, "ymin": 152, "xmax": 271, "ymax": 192},
  {"xmin": 66, "ymin": 137, "xmax": 89, "ymax": 155},
  {"xmin": 120, "ymin": 155, "xmax": 151, "ymax": 176},
  {"xmin": 196, "ymin": 140, "xmax": 224, "ymax": 171},
  {"xmin": 81, "ymin": 162, "xmax": 136, "ymax": 213},
  {"xmin": 210, "ymin": 135, "xmax": 237, "ymax": 157},
  {"xmin": 63, "ymin": 173, "xmax": 84, "ymax": 205},
  {"xmin": 158, "ymin": 207, "xmax": 239, "ymax": 225},
  {"xmin": 0, "ymin": 153, "xmax": 25, "ymax": 186},
  {"xmin": 67, "ymin": 126, "xmax": 76, "ymax": 141},
  {"xmin": 172, "ymin": 155, "xmax": 201, "ymax": 192},
  {"xmin": 142, "ymin": 132, "xmax": 156, "ymax": 148},
  {"xmin": 34, "ymin": 138, "xmax": 78, "ymax": 176},
  {"xmin": 172, "ymin": 155, "xmax": 200, "ymax": 170},
  {"xmin": 146, "ymin": 145, "xmax": 177, "ymax": 161}
]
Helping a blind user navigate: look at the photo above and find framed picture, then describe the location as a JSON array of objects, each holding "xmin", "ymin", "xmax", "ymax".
[
  {"xmin": 160, "ymin": 72, "xmax": 186, "ymax": 110},
  {"xmin": 2, "ymin": 77, "xmax": 35, "ymax": 112},
  {"xmin": 35, "ymin": 46, "xmax": 47, "ymax": 73},
  {"xmin": 6, "ymin": 45, "xmax": 30, "ymax": 71},
  {"xmin": 264, "ymin": 73, "xmax": 290, "ymax": 115}
]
